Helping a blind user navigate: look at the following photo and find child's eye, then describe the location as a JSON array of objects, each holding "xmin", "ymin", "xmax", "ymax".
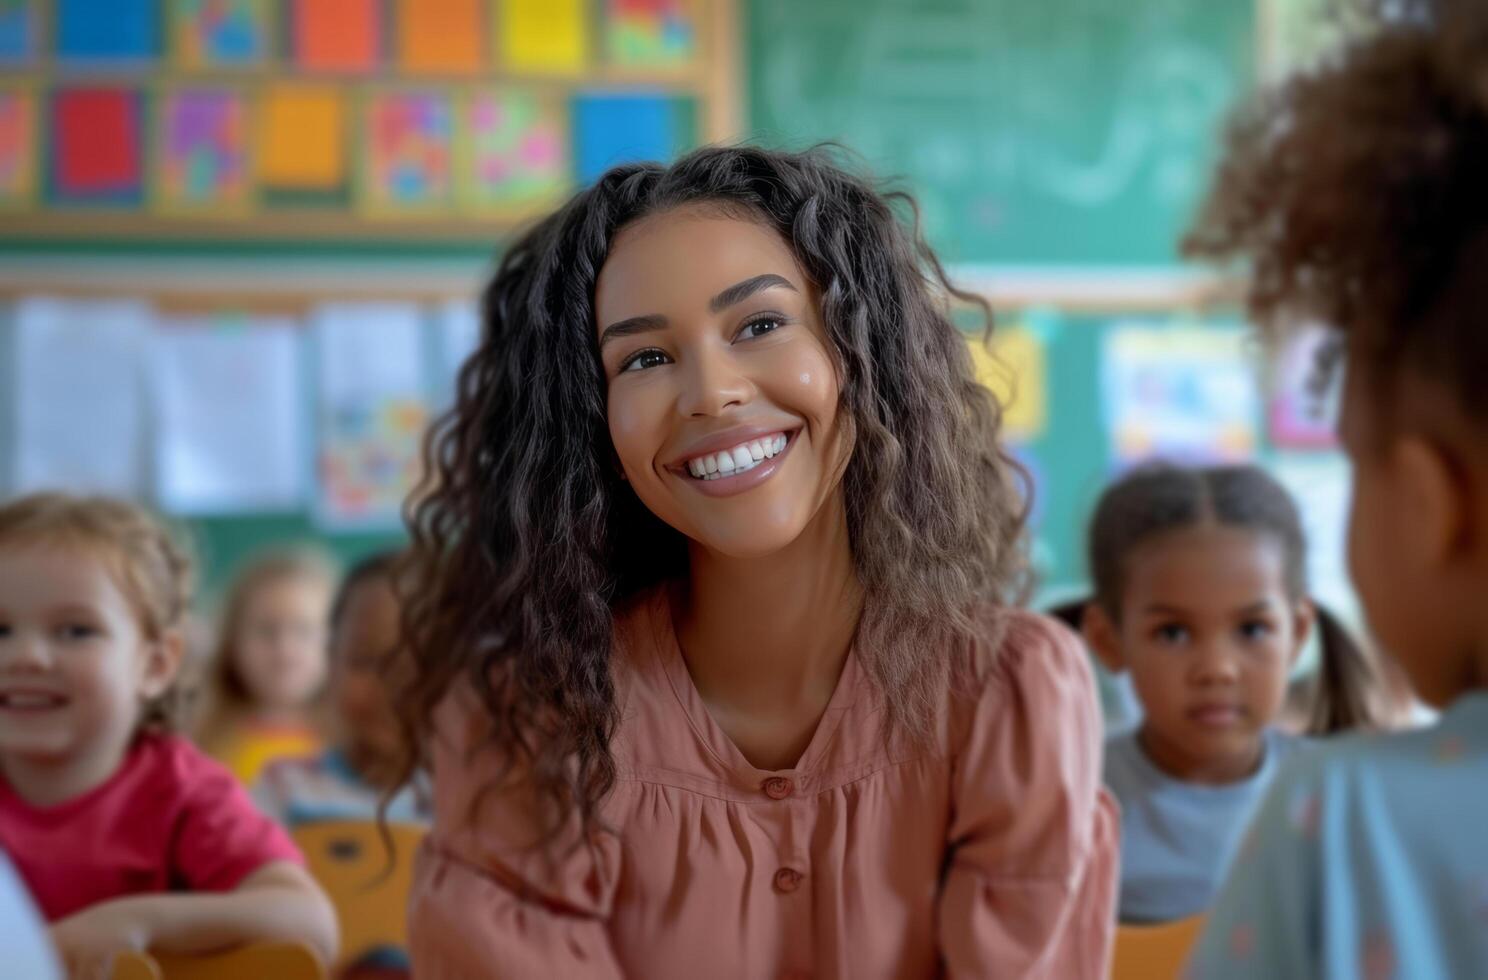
[
  {"xmin": 1152, "ymin": 623, "xmax": 1190, "ymax": 645},
  {"xmin": 735, "ymin": 316, "xmax": 785, "ymax": 341},
  {"xmin": 619, "ymin": 348, "xmax": 672, "ymax": 373},
  {"xmin": 1239, "ymin": 620, "xmax": 1273, "ymax": 641},
  {"xmin": 57, "ymin": 623, "xmax": 99, "ymax": 641},
  {"xmin": 0, "ymin": 624, "xmax": 10, "ymax": 638}
]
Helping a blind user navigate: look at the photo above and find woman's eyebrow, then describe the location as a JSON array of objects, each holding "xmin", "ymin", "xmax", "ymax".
[
  {"xmin": 709, "ymin": 273, "xmax": 798, "ymax": 312},
  {"xmin": 598, "ymin": 313, "xmax": 668, "ymax": 349}
]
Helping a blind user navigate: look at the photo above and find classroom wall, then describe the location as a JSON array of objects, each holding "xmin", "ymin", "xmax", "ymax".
[{"xmin": 0, "ymin": 0, "xmax": 1354, "ymax": 614}]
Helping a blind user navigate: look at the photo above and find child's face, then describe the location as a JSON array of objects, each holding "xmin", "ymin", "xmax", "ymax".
[
  {"xmin": 594, "ymin": 206, "xmax": 849, "ymax": 559},
  {"xmin": 0, "ymin": 545, "xmax": 177, "ymax": 765},
  {"xmin": 1095, "ymin": 525, "xmax": 1310, "ymax": 779},
  {"xmin": 329, "ymin": 577, "xmax": 402, "ymax": 761},
  {"xmin": 235, "ymin": 575, "xmax": 330, "ymax": 712}
]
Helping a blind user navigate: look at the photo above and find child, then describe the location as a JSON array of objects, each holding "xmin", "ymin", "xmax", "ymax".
[
  {"xmin": 396, "ymin": 146, "xmax": 1118, "ymax": 978},
  {"xmin": 255, "ymin": 551, "xmax": 429, "ymax": 828},
  {"xmin": 1182, "ymin": 0, "xmax": 1488, "ymax": 973},
  {"xmin": 0, "ymin": 493, "xmax": 337, "ymax": 975},
  {"xmin": 1079, "ymin": 463, "xmax": 1379, "ymax": 924},
  {"xmin": 196, "ymin": 550, "xmax": 334, "ymax": 785}
]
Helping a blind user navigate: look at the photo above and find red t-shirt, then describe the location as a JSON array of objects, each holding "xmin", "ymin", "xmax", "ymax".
[{"xmin": 0, "ymin": 734, "xmax": 303, "ymax": 921}]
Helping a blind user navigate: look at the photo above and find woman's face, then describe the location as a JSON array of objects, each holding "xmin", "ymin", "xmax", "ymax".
[{"xmin": 594, "ymin": 206, "xmax": 848, "ymax": 559}]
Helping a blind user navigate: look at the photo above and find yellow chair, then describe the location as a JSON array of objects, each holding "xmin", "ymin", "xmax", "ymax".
[
  {"xmin": 293, "ymin": 820, "xmax": 426, "ymax": 971},
  {"xmin": 111, "ymin": 942, "xmax": 324, "ymax": 980},
  {"xmin": 1111, "ymin": 915, "xmax": 1205, "ymax": 980}
]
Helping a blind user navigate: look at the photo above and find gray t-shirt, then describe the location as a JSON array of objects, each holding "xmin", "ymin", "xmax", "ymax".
[{"xmin": 1103, "ymin": 727, "xmax": 1302, "ymax": 924}]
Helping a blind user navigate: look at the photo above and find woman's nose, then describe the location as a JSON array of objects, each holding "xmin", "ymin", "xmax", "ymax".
[{"xmin": 676, "ymin": 345, "xmax": 754, "ymax": 418}]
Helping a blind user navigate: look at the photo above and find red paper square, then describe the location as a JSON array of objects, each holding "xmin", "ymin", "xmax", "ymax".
[{"xmin": 54, "ymin": 88, "xmax": 140, "ymax": 194}]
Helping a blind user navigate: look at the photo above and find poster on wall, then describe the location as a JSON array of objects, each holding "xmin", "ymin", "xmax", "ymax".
[
  {"xmin": 1101, "ymin": 321, "xmax": 1259, "ymax": 467},
  {"xmin": 965, "ymin": 321, "xmax": 1050, "ymax": 443},
  {"xmin": 1269, "ymin": 324, "xmax": 1340, "ymax": 449},
  {"xmin": 152, "ymin": 315, "xmax": 304, "ymax": 514},
  {"xmin": 312, "ymin": 302, "xmax": 429, "ymax": 530},
  {"xmin": 13, "ymin": 296, "xmax": 150, "ymax": 496}
]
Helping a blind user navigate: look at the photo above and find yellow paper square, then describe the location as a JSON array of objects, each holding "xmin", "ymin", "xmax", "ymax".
[
  {"xmin": 260, "ymin": 84, "xmax": 345, "ymax": 189},
  {"xmin": 967, "ymin": 326, "xmax": 1047, "ymax": 441},
  {"xmin": 500, "ymin": 0, "xmax": 587, "ymax": 74}
]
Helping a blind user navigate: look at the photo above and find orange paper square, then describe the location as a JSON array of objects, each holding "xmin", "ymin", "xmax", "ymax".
[
  {"xmin": 398, "ymin": 0, "xmax": 483, "ymax": 74},
  {"xmin": 260, "ymin": 84, "xmax": 345, "ymax": 188},
  {"xmin": 293, "ymin": 0, "xmax": 380, "ymax": 71}
]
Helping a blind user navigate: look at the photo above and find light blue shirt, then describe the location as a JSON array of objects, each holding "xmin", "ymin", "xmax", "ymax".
[
  {"xmin": 1104, "ymin": 727, "xmax": 1301, "ymax": 923},
  {"xmin": 1190, "ymin": 692, "xmax": 1488, "ymax": 979},
  {"xmin": 0, "ymin": 852, "xmax": 59, "ymax": 980}
]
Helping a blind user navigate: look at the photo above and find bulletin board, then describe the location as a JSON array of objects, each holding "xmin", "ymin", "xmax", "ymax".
[{"xmin": 0, "ymin": 0, "xmax": 740, "ymax": 244}]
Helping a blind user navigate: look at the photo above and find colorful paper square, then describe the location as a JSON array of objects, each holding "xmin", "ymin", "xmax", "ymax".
[
  {"xmin": 0, "ymin": 87, "xmax": 36, "ymax": 205},
  {"xmin": 171, "ymin": 0, "xmax": 273, "ymax": 68},
  {"xmin": 500, "ymin": 0, "xmax": 587, "ymax": 74},
  {"xmin": 292, "ymin": 0, "xmax": 380, "ymax": 72},
  {"xmin": 458, "ymin": 89, "xmax": 567, "ymax": 210},
  {"xmin": 50, "ymin": 87, "xmax": 144, "ymax": 204},
  {"xmin": 0, "ymin": 0, "xmax": 36, "ymax": 62},
  {"xmin": 260, "ymin": 83, "xmax": 345, "ymax": 190},
  {"xmin": 158, "ymin": 88, "xmax": 251, "ymax": 210},
  {"xmin": 58, "ymin": 0, "xmax": 160, "ymax": 61},
  {"xmin": 606, "ymin": 0, "xmax": 696, "ymax": 68},
  {"xmin": 362, "ymin": 90, "xmax": 454, "ymax": 212},
  {"xmin": 574, "ymin": 93, "xmax": 681, "ymax": 183},
  {"xmin": 398, "ymin": 0, "xmax": 483, "ymax": 74}
]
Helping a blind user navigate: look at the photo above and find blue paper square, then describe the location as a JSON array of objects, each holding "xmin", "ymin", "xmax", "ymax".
[
  {"xmin": 58, "ymin": 0, "xmax": 159, "ymax": 61},
  {"xmin": 0, "ymin": 1, "xmax": 33, "ymax": 62},
  {"xmin": 574, "ymin": 94, "xmax": 676, "ymax": 185}
]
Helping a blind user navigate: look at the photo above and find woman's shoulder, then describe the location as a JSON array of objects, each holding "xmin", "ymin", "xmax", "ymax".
[
  {"xmin": 948, "ymin": 606, "xmax": 1103, "ymax": 753},
  {"xmin": 959, "ymin": 606, "xmax": 1096, "ymax": 699}
]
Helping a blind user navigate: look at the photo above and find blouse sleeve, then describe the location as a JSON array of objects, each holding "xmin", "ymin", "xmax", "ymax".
[
  {"xmin": 1186, "ymin": 759, "xmax": 1321, "ymax": 979},
  {"xmin": 408, "ymin": 686, "xmax": 624, "ymax": 980},
  {"xmin": 938, "ymin": 612, "xmax": 1120, "ymax": 979}
]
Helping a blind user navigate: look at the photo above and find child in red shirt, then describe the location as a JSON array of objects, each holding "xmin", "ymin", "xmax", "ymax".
[{"xmin": 0, "ymin": 493, "xmax": 337, "ymax": 977}]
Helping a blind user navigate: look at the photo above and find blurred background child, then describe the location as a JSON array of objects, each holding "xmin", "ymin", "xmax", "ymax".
[
  {"xmin": 0, "ymin": 493, "xmax": 337, "ymax": 975},
  {"xmin": 195, "ymin": 550, "xmax": 335, "ymax": 785},
  {"xmin": 255, "ymin": 551, "xmax": 428, "ymax": 828},
  {"xmin": 1079, "ymin": 463, "xmax": 1381, "ymax": 924}
]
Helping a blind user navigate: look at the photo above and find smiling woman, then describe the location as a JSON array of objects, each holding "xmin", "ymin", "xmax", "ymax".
[{"xmin": 397, "ymin": 146, "xmax": 1118, "ymax": 978}]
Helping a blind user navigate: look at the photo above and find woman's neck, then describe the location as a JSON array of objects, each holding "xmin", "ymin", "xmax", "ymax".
[
  {"xmin": 2, "ymin": 736, "xmax": 132, "ymax": 808},
  {"xmin": 674, "ymin": 492, "xmax": 863, "ymax": 765}
]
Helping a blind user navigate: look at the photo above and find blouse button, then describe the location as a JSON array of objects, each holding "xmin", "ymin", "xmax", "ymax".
[
  {"xmin": 762, "ymin": 776, "xmax": 793, "ymax": 800},
  {"xmin": 773, "ymin": 867, "xmax": 803, "ymax": 894}
]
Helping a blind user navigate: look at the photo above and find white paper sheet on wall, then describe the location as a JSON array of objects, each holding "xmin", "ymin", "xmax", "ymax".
[
  {"xmin": 313, "ymin": 302, "xmax": 430, "ymax": 530},
  {"xmin": 152, "ymin": 315, "xmax": 305, "ymax": 514},
  {"xmin": 14, "ymin": 296, "xmax": 151, "ymax": 497},
  {"xmin": 1102, "ymin": 321, "xmax": 1260, "ymax": 467}
]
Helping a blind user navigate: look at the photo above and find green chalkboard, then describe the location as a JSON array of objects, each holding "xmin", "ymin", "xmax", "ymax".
[{"xmin": 746, "ymin": 0, "xmax": 1255, "ymax": 265}]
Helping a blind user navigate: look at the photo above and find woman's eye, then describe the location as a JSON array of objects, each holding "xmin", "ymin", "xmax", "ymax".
[
  {"xmin": 736, "ymin": 317, "xmax": 783, "ymax": 341},
  {"xmin": 620, "ymin": 348, "xmax": 671, "ymax": 373}
]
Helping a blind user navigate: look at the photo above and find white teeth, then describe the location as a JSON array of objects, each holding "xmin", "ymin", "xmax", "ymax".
[{"xmin": 685, "ymin": 432, "xmax": 792, "ymax": 480}]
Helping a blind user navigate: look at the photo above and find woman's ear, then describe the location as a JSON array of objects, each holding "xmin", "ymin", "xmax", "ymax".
[
  {"xmin": 1081, "ymin": 603, "xmax": 1126, "ymax": 674},
  {"xmin": 139, "ymin": 629, "xmax": 186, "ymax": 700},
  {"xmin": 1290, "ymin": 598, "xmax": 1317, "ymax": 668}
]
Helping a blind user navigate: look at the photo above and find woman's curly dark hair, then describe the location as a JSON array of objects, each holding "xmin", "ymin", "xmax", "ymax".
[
  {"xmin": 1186, "ymin": 0, "xmax": 1488, "ymax": 423},
  {"xmin": 398, "ymin": 145, "xmax": 1028, "ymax": 842}
]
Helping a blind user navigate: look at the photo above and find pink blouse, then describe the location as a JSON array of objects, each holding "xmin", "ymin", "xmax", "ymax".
[{"xmin": 410, "ymin": 589, "xmax": 1118, "ymax": 978}]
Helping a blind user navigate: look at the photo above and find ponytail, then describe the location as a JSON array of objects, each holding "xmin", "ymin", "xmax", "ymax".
[{"xmin": 1305, "ymin": 601, "xmax": 1384, "ymax": 735}]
